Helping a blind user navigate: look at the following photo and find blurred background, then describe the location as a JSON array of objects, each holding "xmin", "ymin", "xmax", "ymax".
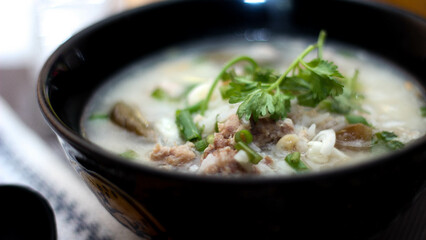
[
  {"xmin": 0, "ymin": 0, "xmax": 164, "ymax": 144},
  {"xmin": 0, "ymin": 0, "xmax": 425, "ymax": 142}
]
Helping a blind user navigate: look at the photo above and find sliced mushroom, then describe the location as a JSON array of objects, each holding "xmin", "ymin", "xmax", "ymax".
[
  {"xmin": 335, "ymin": 123, "xmax": 372, "ymax": 151},
  {"xmin": 110, "ymin": 101, "xmax": 154, "ymax": 137}
]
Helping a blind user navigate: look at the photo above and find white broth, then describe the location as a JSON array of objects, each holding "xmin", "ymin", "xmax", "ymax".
[{"xmin": 82, "ymin": 35, "xmax": 426, "ymax": 175}]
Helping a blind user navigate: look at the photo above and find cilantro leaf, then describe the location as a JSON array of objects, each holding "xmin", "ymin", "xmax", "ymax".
[
  {"xmin": 227, "ymin": 77, "xmax": 259, "ymax": 104},
  {"xmin": 345, "ymin": 114, "xmax": 371, "ymax": 126},
  {"xmin": 237, "ymin": 89, "xmax": 269, "ymax": 121},
  {"xmin": 297, "ymin": 59, "xmax": 344, "ymax": 107},
  {"xmin": 270, "ymin": 93, "xmax": 292, "ymax": 120},
  {"xmin": 372, "ymin": 131, "xmax": 404, "ymax": 151},
  {"xmin": 318, "ymin": 97, "xmax": 352, "ymax": 114},
  {"xmin": 318, "ymin": 69, "xmax": 364, "ymax": 114},
  {"xmin": 304, "ymin": 58, "xmax": 343, "ymax": 78},
  {"xmin": 421, "ymin": 106, "xmax": 426, "ymax": 117},
  {"xmin": 280, "ymin": 76, "xmax": 311, "ymax": 94},
  {"xmin": 253, "ymin": 68, "xmax": 280, "ymax": 83}
]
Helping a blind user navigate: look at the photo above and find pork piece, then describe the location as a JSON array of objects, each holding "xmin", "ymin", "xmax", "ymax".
[
  {"xmin": 150, "ymin": 142, "xmax": 196, "ymax": 166},
  {"xmin": 263, "ymin": 155, "xmax": 274, "ymax": 165},
  {"xmin": 200, "ymin": 146, "xmax": 246, "ymax": 174},
  {"xmin": 200, "ymin": 114, "xmax": 251, "ymax": 174},
  {"xmin": 218, "ymin": 114, "xmax": 245, "ymax": 138},
  {"xmin": 203, "ymin": 114, "xmax": 247, "ymax": 158},
  {"xmin": 250, "ymin": 118, "xmax": 294, "ymax": 147},
  {"xmin": 203, "ymin": 133, "xmax": 232, "ymax": 158},
  {"xmin": 335, "ymin": 123, "xmax": 373, "ymax": 151}
]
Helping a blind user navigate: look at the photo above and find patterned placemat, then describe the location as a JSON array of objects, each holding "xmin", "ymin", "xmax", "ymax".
[{"xmin": 0, "ymin": 97, "xmax": 142, "ymax": 240}]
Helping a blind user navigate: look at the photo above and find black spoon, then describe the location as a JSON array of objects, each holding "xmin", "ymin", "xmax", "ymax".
[{"xmin": 0, "ymin": 185, "xmax": 57, "ymax": 240}]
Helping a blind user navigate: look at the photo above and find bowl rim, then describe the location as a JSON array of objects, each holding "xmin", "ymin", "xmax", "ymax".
[{"xmin": 37, "ymin": 0, "xmax": 426, "ymax": 184}]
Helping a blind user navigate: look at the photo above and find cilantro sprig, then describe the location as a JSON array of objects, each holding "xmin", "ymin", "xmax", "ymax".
[
  {"xmin": 319, "ymin": 69, "xmax": 365, "ymax": 114},
  {"xmin": 372, "ymin": 131, "xmax": 404, "ymax": 151},
  {"xmin": 200, "ymin": 30, "xmax": 344, "ymax": 121},
  {"xmin": 199, "ymin": 56, "xmax": 258, "ymax": 115}
]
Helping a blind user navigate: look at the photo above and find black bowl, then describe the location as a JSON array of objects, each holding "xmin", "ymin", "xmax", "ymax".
[
  {"xmin": 37, "ymin": 0, "xmax": 426, "ymax": 239},
  {"xmin": 0, "ymin": 185, "xmax": 57, "ymax": 240}
]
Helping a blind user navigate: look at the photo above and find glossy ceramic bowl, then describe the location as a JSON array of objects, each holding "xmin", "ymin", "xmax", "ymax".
[
  {"xmin": 0, "ymin": 185, "xmax": 57, "ymax": 240},
  {"xmin": 37, "ymin": 0, "xmax": 426, "ymax": 239}
]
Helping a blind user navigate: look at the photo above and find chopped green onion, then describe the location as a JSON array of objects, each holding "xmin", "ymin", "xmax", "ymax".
[
  {"xmin": 421, "ymin": 106, "xmax": 426, "ymax": 117},
  {"xmin": 175, "ymin": 109, "xmax": 201, "ymax": 141},
  {"xmin": 89, "ymin": 113, "xmax": 109, "ymax": 120},
  {"xmin": 214, "ymin": 115, "xmax": 220, "ymax": 133},
  {"xmin": 234, "ymin": 141, "xmax": 262, "ymax": 164},
  {"xmin": 206, "ymin": 134, "xmax": 215, "ymax": 144},
  {"xmin": 195, "ymin": 139, "xmax": 209, "ymax": 152},
  {"xmin": 119, "ymin": 149, "xmax": 138, "ymax": 159},
  {"xmin": 345, "ymin": 114, "xmax": 371, "ymax": 126},
  {"xmin": 152, "ymin": 84, "xmax": 198, "ymax": 102},
  {"xmin": 285, "ymin": 152, "xmax": 308, "ymax": 172},
  {"xmin": 151, "ymin": 88, "xmax": 169, "ymax": 100},
  {"xmin": 234, "ymin": 129, "xmax": 253, "ymax": 144}
]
